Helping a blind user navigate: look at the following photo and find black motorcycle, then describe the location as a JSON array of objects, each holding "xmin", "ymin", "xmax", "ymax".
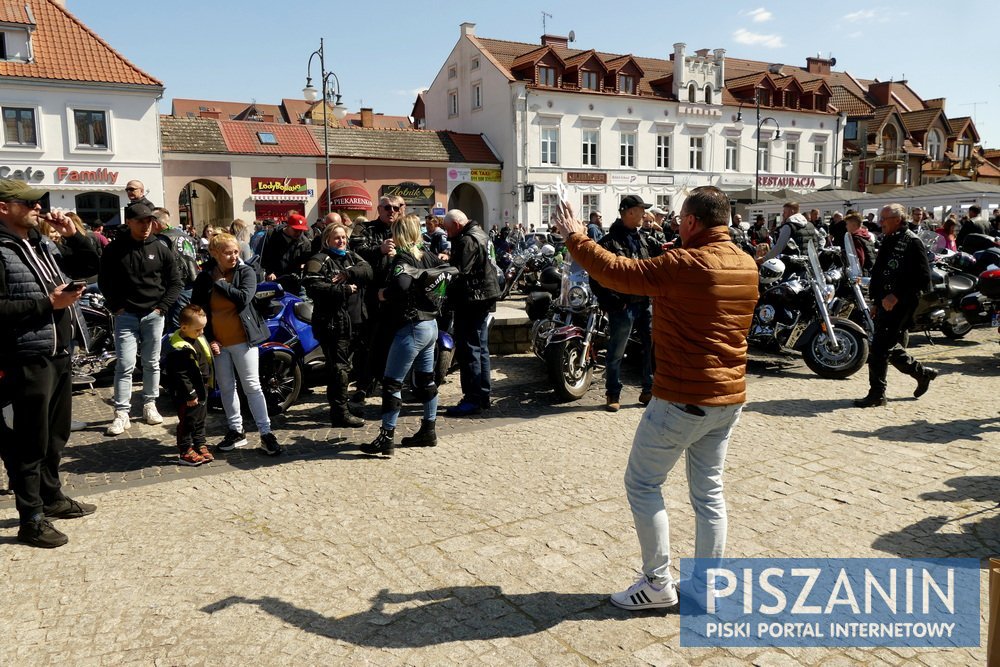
[
  {"xmin": 72, "ymin": 291, "xmax": 116, "ymax": 383},
  {"xmin": 749, "ymin": 241, "xmax": 869, "ymax": 379}
]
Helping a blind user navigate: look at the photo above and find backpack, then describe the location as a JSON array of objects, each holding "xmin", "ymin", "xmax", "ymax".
[{"xmin": 163, "ymin": 229, "xmax": 199, "ymax": 285}]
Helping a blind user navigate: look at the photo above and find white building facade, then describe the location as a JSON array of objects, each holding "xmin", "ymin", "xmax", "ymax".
[
  {"xmin": 422, "ymin": 24, "xmax": 844, "ymax": 227},
  {"xmin": 0, "ymin": 1, "xmax": 163, "ymax": 225}
]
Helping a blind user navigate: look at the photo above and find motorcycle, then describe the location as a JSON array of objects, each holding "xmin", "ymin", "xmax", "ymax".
[
  {"xmin": 499, "ymin": 244, "xmax": 557, "ymax": 300},
  {"xmin": 749, "ymin": 241, "xmax": 869, "ymax": 379},
  {"xmin": 72, "ymin": 291, "xmax": 116, "ymax": 383},
  {"xmin": 908, "ymin": 231, "xmax": 980, "ymax": 339}
]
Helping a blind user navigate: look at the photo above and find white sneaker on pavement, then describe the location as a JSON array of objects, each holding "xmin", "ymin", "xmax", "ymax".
[
  {"xmin": 610, "ymin": 574, "xmax": 678, "ymax": 611},
  {"xmin": 105, "ymin": 411, "xmax": 130, "ymax": 436},
  {"xmin": 143, "ymin": 403, "xmax": 163, "ymax": 425}
]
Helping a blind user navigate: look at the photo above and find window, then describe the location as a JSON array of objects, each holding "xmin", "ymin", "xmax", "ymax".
[
  {"xmin": 541, "ymin": 127, "xmax": 559, "ymax": 165},
  {"xmin": 927, "ymin": 129, "xmax": 943, "ymax": 161},
  {"xmin": 581, "ymin": 70, "xmax": 598, "ymax": 91},
  {"xmin": 2, "ymin": 107, "xmax": 36, "ymax": 146},
  {"xmin": 813, "ymin": 143, "xmax": 826, "ymax": 174},
  {"xmin": 73, "ymin": 110, "xmax": 107, "ymax": 148},
  {"xmin": 448, "ymin": 65, "xmax": 457, "ymax": 79},
  {"xmin": 784, "ymin": 141, "xmax": 798, "ymax": 172},
  {"xmin": 74, "ymin": 193, "xmax": 120, "ymax": 226},
  {"xmin": 689, "ymin": 137, "xmax": 704, "ymax": 170},
  {"xmin": 257, "ymin": 132, "xmax": 277, "ymax": 145},
  {"xmin": 541, "ymin": 193, "xmax": 560, "ymax": 225},
  {"xmin": 538, "ymin": 66, "xmax": 556, "ymax": 87},
  {"xmin": 620, "ymin": 132, "xmax": 636, "ymax": 167},
  {"xmin": 656, "ymin": 134, "xmax": 671, "ymax": 169},
  {"xmin": 758, "ymin": 142, "xmax": 770, "ymax": 172},
  {"xmin": 0, "ymin": 34, "xmax": 6, "ymax": 60},
  {"xmin": 844, "ymin": 121, "xmax": 858, "ymax": 140},
  {"xmin": 582, "ymin": 129, "xmax": 599, "ymax": 166},
  {"xmin": 619, "ymin": 74, "xmax": 635, "ymax": 94},
  {"xmin": 956, "ymin": 142, "xmax": 971, "ymax": 162},
  {"xmin": 704, "ymin": 85, "xmax": 713, "ymax": 104},
  {"xmin": 688, "ymin": 84, "xmax": 696, "ymax": 103},
  {"xmin": 656, "ymin": 195, "xmax": 671, "ymax": 211},
  {"xmin": 725, "ymin": 138, "xmax": 739, "ymax": 171},
  {"xmin": 471, "ymin": 57, "xmax": 479, "ymax": 70},
  {"xmin": 581, "ymin": 194, "xmax": 600, "ymax": 220},
  {"xmin": 472, "ymin": 82, "xmax": 482, "ymax": 110},
  {"xmin": 448, "ymin": 91, "xmax": 458, "ymax": 117},
  {"xmin": 873, "ymin": 166, "xmax": 897, "ymax": 185},
  {"xmin": 881, "ymin": 126, "xmax": 898, "ymax": 156}
]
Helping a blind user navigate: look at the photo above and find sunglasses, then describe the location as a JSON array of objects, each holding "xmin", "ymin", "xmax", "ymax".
[
  {"xmin": 382, "ymin": 204, "xmax": 401, "ymax": 212},
  {"xmin": 125, "ymin": 187, "xmax": 140, "ymax": 192},
  {"xmin": 6, "ymin": 198, "xmax": 41, "ymax": 207}
]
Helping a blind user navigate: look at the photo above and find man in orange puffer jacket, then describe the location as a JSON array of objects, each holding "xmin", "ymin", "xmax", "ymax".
[{"xmin": 554, "ymin": 185, "xmax": 758, "ymax": 612}]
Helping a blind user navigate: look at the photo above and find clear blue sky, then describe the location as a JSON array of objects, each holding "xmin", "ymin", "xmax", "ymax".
[{"xmin": 70, "ymin": 0, "xmax": 999, "ymax": 146}]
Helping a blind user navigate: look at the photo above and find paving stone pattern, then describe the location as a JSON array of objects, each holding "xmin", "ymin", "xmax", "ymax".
[{"xmin": 1, "ymin": 328, "xmax": 998, "ymax": 665}]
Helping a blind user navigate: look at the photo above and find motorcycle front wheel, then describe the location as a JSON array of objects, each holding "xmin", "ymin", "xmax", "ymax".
[
  {"xmin": 941, "ymin": 313, "xmax": 973, "ymax": 339},
  {"xmin": 545, "ymin": 339, "xmax": 593, "ymax": 401},
  {"xmin": 259, "ymin": 349, "xmax": 302, "ymax": 414},
  {"xmin": 802, "ymin": 322, "xmax": 869, "ymax": 379}
]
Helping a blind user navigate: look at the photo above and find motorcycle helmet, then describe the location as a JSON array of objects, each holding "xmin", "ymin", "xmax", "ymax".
[
  {"xmin": 539, "ymin": 265, "xmax": 562, "ymax": 292},
  {"xmin": 540, "ymin": 243, "xmax": 556, "ymax": 258},
  {"xmin": 759, "ymin": 258, "xmax": 785, "ymax": 286},
  {"xmin": 943, "ymin": 252, "xmax": 976, "ymax": 272}
]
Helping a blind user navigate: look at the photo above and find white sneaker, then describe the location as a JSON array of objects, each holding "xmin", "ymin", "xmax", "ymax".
[
  {"xmin": 105, "ymin": 412, "xmax": 130, "ymax": 436},
  {"xmin": 143, "ymin": 403, "xmax": 163, "ymax": 425},
  {"xmin": 610, "ymin": 574, "xmax": 678, "ymax": 611}
]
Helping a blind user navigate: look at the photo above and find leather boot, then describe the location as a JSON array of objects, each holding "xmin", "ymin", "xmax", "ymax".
[
  {"xmin": 330, "ymin": 407, "xmax": 364, "ymax": 428},
  {"xmin": 853, "ymin": 393, "xmax": 887, "ymax": 408},
  {"xmin": 360, "ymin": 427, "xmax": 394, "ymax": 456},
  {"xmin": 913, "ymin": 369, "xmax": 938, "ymax": 398},
  {"xmin": 401, "ymin": 419, "xmax": 437, "ymax": 447}
]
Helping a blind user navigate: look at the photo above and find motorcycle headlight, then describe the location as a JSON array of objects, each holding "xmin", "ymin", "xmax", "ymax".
[
  {"xmin": 822, "ymin": 284, "xmax": 836, "ymax": 303},
  {"xmin": 824, "ymin": 268, "xmax": 842, "ymax": 284},
  {"xmin": 757, "ymin": 304, "xmax": 776, "ymax": 324},
  {"xmin": 567, "ymin": 284, "xmax": 590, "ymax": 309},
  {"xmin": 513, "ymin": 255, "xmax": 527, "ymax": 267}
]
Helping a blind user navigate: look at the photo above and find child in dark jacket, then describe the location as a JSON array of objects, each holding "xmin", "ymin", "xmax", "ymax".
[{"xmin": 166, "ymin": 305, "xmax": 215, "ymax": 466}]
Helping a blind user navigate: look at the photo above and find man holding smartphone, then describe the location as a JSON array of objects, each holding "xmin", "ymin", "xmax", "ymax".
[{"xmin": 0, "ymin": 179, "xmax": 101, "ymax": 548}]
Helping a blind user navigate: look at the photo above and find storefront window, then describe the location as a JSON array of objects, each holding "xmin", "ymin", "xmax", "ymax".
[{"xmin": 75, "ymin": 192, "xmax": 119, "ymax": 225}]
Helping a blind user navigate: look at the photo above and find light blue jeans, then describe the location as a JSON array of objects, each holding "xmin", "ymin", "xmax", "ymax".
[
  {"xmin": 382, "ymin": 320, "xmax": 438, "ymax": 430},
  {"xmin": 624, "ymin": 397, "xmax": 744, "ymax": 587},
  {"xmin": 215, "ymin": 342, "xmax": 272, "ymax": 435},
  {"xmin": 112, "ymin": 311, "xmax": 165, "ymax": 412}
]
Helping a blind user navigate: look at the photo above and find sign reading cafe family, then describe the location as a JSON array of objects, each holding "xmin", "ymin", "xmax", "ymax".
[
  {"xmin": 679, "ymin": 557, "xmax": 979, "ymax": 648},
  {"xmin": 251, "ymin": 177, "xmax": 307, "ymax": 195},
  {"xmin": 1, "ymin": 165, "xmax": 120, "ymax": 184}
]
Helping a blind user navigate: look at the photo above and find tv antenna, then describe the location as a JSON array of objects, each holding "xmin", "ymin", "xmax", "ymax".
[
  {"xmin": 541, "ymin": 11, "xmax": 552, "ymax": 34},
  {"xmin": 960, "ymin": 101, "xmax": 988, "ymax": 126}
]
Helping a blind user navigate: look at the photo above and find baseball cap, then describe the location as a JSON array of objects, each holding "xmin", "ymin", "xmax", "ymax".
[
  {"xmin": 619, "ymin": 195, "xmax": 652, "ymax": 211},
  {"xmin": 287, "ymin": 212, "xmax": 309, "ymax": 231},
  {"xmin": 124, "ymin": 202, "xmax": 156, "ymax": 220},
  {"xmin": 649, "ymin": 206, "xmax": 667, "ymax": 216},
  {"xmin": 0, "ymin": 179, "xmax": 46, "ymax": 202}
]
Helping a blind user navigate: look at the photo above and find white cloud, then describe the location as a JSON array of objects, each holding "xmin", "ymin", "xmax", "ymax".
[
  {"xmin": 732, "ymin": 28, "xmax": 785, "ymax": 49},
  {"xmin": 747, "ymin": 7, "xmax": 773, "ymax": 22},
  {"xmin": 394, "ymin": 88, "xmax": 425, "ymax": 98},
  {"xmin": 844, "ymin": 9, "xmax": 876, "ymax": 22}
]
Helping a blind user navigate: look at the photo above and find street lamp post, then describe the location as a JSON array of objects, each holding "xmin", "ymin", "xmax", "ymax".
[
  {"xmin": 735, "ymin": 88, "xmax": 781, "ymax": 203},
  {"xmin": 832, "ymin": 158, "xmax": 854, "ymax": 189},
  {"xmin": 304, "ymin": 38, "xmax": 348, "ymax": 215}
]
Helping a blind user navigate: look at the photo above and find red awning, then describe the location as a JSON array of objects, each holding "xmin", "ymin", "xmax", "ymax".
[{"xmin": 319, "ymin": 179, "xmax": 374, "ymax": 212}]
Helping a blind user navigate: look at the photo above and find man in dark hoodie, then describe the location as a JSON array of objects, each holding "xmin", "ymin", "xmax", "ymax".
[
  {"xmin": 99, "ymin": 202, "xmax": 182, "ymax": 436},
  {"xmin": 591, "ymin": 195, "xmax": 659, "ymax": 412},
  {"xmin": 0, "ymin": 179, "xmax": 101, "ymax": 548}
]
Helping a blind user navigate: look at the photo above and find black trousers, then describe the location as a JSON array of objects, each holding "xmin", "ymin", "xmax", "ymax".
[
  {"xmin": 868, "ymin": 304, "xmax": 925, "ymax": 396},
  {"xmin": 175, "ymin": 400, "xmax": 207, "ymax": 451},
  {"xmin": 356, "ymin": 317, "xmax": 393, "ymax": 396},
  {"xmin": 319, "ymin": 334, "xmax": 353, "ymax": 415},
  {"xmin": 0, "ymin": 354, "xmax": 72, "ymax": 523}
]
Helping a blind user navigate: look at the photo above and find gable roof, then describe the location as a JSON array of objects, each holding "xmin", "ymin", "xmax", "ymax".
[
  {"xmin": 0, "ymin": 0, "xmax": 161, "ymax": 87},
  {"xmin": 159, "ymin": 116, "xmax": 228, "ymax": 154},
  {"xmin": 219, "ymin": 121, "xmax": 320, "ymax": 156},
  {"xmin": 901, "ymin": 108, "xmax": 950, "ymax": 136},
  {"xmin": 830, "ymin": 86, "xmax": 874, "ymax": 117},
  {"xmin": 308, "ymin": 127, "xmax": 500, "ymax": 164},
  {"xmin": 949, "ymin": 116, "xmax": 980, "ymax": 143}
]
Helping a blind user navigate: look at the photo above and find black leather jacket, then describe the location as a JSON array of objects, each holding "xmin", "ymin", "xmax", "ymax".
[{"xmin": 302, "ymin": 249, "xmax": 372, "ymax": 333}]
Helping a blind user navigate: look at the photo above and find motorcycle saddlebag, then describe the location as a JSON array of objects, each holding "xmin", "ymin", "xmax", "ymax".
[{"xmin": 979, "ymin": 269, "xmax": 1000, "ymax": 298}]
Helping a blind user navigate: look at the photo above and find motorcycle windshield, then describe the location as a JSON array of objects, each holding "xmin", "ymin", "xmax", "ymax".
[
  {"xmin": 842, "ymin": 231, "xmax": 863, "ymax": 282},
  {"xmin": 806, "ymin": 240, "xmax": 826, "ymax": 288}
]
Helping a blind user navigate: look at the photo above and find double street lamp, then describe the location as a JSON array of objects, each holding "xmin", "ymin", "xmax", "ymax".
[
  {"xmin": 304, "ymin": 38, "xmax": 348, "ymax": 214},
  {"xmin": 734, "ymin": 88, "xmax": 781, "ymax": 203}
]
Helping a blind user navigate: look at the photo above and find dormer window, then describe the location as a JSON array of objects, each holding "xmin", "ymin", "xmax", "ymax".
[
  {"xmin": 538, "ymin": 66, "xmax": 556, "ymax": 87},
  {"xmin": 581, "ymin": 70, "xmax": 599, "ymax": 91},
  {"xmin": 619, "ymin": 74, "xmax": 636, "ymax": 94}
]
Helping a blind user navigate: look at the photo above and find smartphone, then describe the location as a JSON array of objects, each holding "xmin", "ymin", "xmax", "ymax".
[
  {"xmin": 38, "ymin": 192, "xmax": 51, "ymax": 216},
  {"xmin": 66, "ymin": 280, "xmax": 87, "ymax": 291}
]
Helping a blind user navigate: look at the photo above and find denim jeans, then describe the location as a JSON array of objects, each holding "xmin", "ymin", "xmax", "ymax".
[
  {"xmin": 624, "ymin": 398, "xmax": 744, "ymax": 587},
  {"xmin": 454, "ymin": 306, "xmax": 492, "ymax": 404},
  {"xmin": 112, "ymin": 311, "xmax": 165, "ymax": 412},
  {"xmin": 605, "ymin": 301, "xmax": 653, "ymax": 397},
  {"xmin": 382, "ymin": 320, "xmax": 438, "ymax": 430},
  {"xmin": 215, "ymin": 342, "xmax": 272, "ymax": 434}
]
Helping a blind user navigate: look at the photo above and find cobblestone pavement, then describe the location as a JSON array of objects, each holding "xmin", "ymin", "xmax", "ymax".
[{"xmin": 1, "ymin": 328, "xmax": 999, "ymax": 665}]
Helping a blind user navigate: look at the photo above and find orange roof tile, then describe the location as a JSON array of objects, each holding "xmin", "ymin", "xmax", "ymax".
[
  {"xmin": 0, "ymin": 3, "xmax": 30, "ymax": 22},
  {"xmin": 830, "ymin": 86, "xmax": 873, "ymax": 116},
  {"xmin": 0, "ymin": 0, "xmax": 160, "ymax": 87},
  {"xmin": 445, "ymin": 132, "xmax": 499, "ymax": 163},
  {"xmin": 218, "ymin": 121, "xmax": 320, "ymax": 156}
]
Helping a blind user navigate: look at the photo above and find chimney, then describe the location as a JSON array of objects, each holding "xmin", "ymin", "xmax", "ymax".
[
  {"xmin": 672, "ymin": 43, "xmax": 686, "ymax": 97},
  {"xmin": 541, "ymin": 34, "xmax": 568, "ymax": 48},
  {"xmin": 460, "ymin": 22, "xmax": 476, "ymax": 37},
  {"xmin": 868, "ymin": 81, "xmax": 892, "ymax": 106},
  {"xmin": 360, "ymin": 107, "xmax": 374, "ymax": 129},
  {"xmin": 806, "ymin": 57, "xmax": 832, "ymax": 76},
  {"xmin": 695, "ymin": 48, "xmax": 710, "ymax": 58},
  {"xmin": 925, "ymin": 98, "xmax": 945, "ymax": 111}
]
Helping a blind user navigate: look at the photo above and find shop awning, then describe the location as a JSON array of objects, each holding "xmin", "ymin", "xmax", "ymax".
[
  {"xmin": 319, "ymin": 179, "xmax": 374, "ymax": 212},
  {"xmin": 251, "ymin": 193, "xmax": 309, "ymax": 201}
]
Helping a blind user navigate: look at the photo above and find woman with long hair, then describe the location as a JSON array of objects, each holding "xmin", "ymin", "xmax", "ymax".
[
  {"xmin": 934, "ymin": 216, "xmax": 958, "ymax": 252},
  {"xmin": 361, "ymin": 214, "xmax": 453, "ymax": 456},
  {"xmin": 302, "ymin": 224, "xmax": 372, "ymax": 427},
  {"xmin": 229, "ymin": 218, "xmax": 254, "ymax": 261},
  {"xmin": 191, "ymin": 233, "xmax": 284, "ymax": 456}
]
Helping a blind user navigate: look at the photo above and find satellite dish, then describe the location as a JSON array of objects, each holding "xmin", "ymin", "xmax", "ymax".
[
  {"xmin": 568, "ymin": 30, "xmax": 575, "ymax": 42},
  {"xmin": 830, "ymin": 57, "xmax": 837, "ymax": 67}
]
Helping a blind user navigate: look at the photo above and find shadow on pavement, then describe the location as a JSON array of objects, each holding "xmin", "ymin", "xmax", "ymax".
[
  {"xmin": 872, "ymin": 475, "xmax": 1000, "ymax": 560},
  {"xmin": 743, "ymin": 397, "xmax": 854, "ymax": 417},
  {"xmin": 916, "ymin": 355, "xmax": 1000, "ymax": 378},
  {"xmin": 834, "ymin": 416, "xmax": 1000, "ymax": 445},
  {"xmin": 201, "ymin": 586, "xmax": 636, "ymax": 646}
]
